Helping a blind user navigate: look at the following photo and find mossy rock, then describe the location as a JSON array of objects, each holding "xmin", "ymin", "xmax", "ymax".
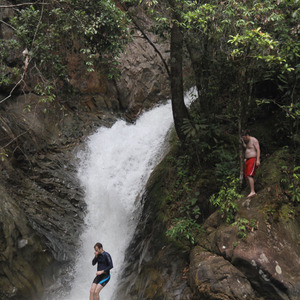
[{"xmin": 256, "ymin": 147, "xmax": 294, "ymax": 193}]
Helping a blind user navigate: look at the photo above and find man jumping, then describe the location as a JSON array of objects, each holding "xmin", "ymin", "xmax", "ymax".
[
  {"xmin": 90, "ymin": 242, "xmax": 113, "ymax": 300},
  {"xmin": 242, "ymin": 130, "xmax": 260, "ymax": 198}
]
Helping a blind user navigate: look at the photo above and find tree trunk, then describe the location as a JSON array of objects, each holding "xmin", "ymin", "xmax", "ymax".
[
  {"xmin": 238, "ymin": 69, "xmax": 248, "ymax": 188},
  {"xmin": 170, "ymin": 20, "xmax": 189, "ymax": 142},
  {"xmin": 185, "ymin": 36, "xmax": 207, "ymax": 113},
  {"xmin": 238, "ymin": 98, "xmax": 244, "ymax": 188}
]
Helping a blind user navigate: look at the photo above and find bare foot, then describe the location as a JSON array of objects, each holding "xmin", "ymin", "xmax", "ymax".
[{"xmin": 247, "ymin": 192, "xmax": 257, "ymax": 198}]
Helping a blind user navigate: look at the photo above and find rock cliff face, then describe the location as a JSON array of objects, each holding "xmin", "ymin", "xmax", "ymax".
[{"xmin": 115, "ymin": 6, "xmax": 170, "ymax": 110}]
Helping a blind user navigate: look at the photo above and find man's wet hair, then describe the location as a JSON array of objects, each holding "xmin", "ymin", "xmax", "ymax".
[{"xmin": 94, "ymin": 242, "xmax": 103, "ymax": 249}]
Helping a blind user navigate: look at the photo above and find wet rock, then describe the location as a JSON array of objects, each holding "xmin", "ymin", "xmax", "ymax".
[
  {"xmin": 116, "ymin": 160, "xmax": 194, "ymax": 300},
  {"xmin": 0, "ymin": 177, "xmax": 54, "ymax": 300},
  {"xmin": 209, "ymin": 196, "xmax": 300, "ymax": 300},
  {"xmin": 189, "ymin": 246, "xmax": 258, "ymax": 300}
]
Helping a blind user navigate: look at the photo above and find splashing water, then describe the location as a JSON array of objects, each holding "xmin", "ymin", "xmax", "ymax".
[{"xmin": 50, "ymin": 89, "xmax": 197, "ymax": 300}]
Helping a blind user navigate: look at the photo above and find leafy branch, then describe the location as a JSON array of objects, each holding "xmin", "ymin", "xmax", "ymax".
[
  {"xmin": 0, "ymin": 2, "xmax": 50, "ymax": 8},
  {"xmin": 209, "ymin": 176, "xmax": 242, "ymax": 223}
]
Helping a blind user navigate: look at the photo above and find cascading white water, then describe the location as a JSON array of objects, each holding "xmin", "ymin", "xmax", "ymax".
[
  {"xmin": 62, "ymin": 102, "xmax": 173, "ymax": 300},
  {"xmin": 53, "ymin": 89, "xmax": 196, "ymax": 300}
]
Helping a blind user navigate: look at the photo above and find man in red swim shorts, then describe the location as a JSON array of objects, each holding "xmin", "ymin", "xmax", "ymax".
[{"xmin": 242, "ymin": 130, "xmax": 260, "ymax": 198}]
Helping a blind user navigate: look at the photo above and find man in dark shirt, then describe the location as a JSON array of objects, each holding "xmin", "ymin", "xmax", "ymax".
[{"xmin": 89, "ymin": 242, "xmax": 113, "ymax": 300}]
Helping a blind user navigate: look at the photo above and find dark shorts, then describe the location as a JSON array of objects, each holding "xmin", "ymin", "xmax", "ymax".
[{"xmin": 93, "ymin": 273, "xmax": 111, "ymax": 287}]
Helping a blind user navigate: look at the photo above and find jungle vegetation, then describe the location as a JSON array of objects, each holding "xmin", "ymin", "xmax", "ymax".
[{"xmin": 0, "ymin": 0, "xmax": 299, "ymax": 244}]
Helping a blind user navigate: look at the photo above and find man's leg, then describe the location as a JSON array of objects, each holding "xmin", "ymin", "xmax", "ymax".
[
  {"xmin": 93, "ymin": 284, "xmax": 104, "ymax": 300},
  {"xmin": 90, "ymin": 283, "xmax": 97, "ymax": 300},
  {"xmin": 247, "ymin": 176, "xmax": 256, "ymax": 197}
]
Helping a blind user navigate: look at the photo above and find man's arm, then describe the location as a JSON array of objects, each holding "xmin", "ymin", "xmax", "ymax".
[
  {"xmin": 254, "ymin": 139, "xmax": 260, "ymax": 166},
  {"xmin": 103, "ymin": 252, "xmax": 113, "ymax": 273},
  {"xmin": 241, "ymin": 137, "xmax": 246, "ymax": 148},
  {"xmin": 92, "ymin": 252, "xmax": 98, "ymax": 266}
]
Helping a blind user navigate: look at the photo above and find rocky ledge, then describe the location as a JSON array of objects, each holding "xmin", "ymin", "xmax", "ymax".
[{"xmin": 117, "ymin": 148, "xmax": 300, "ymax": 300}]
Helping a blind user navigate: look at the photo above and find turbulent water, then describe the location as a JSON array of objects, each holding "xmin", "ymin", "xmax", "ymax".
[{"xmin": 48, "ymin": 89, "xmax": 196, "ymax": 300}]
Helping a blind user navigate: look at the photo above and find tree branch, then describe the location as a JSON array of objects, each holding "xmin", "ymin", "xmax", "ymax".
[
  {"xmin": 121, "ymin": 3, "xmax": 170, "ymax": 77},
  {"xmin": 0, "ymin": 19, "xmax": 16, "ymax": 31},
  {"xmin": 0, "ymin": 54, "xmax": 32, "ymax": 105},
  {"xmin": 0, "ymin": 3, "xmax": 50, "ymax": 8},
  {"xmin": 132, "ymin": 17, "xmax": 170, "ymax": 77},
  {"xmin": 0, "ymin": 0, "xmax": 45, "ymax": 105},
  {"xmin": 0, "ymin": 77, "xmax": 24, "ymax": 104},
  {"xmin": 0, "ymin": 130, "xmax": 27, "ymax": 150},
  {"xmin": 31, "ymin": 0, "xmax": 45, "ymax": 49}
]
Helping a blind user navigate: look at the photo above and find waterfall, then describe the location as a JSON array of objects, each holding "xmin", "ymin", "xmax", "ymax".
[
  {"xmin": 63, "ymin": 102, "xmax": 173, "ymax": 300},
  {"xmin": 49, "ymin": 89, "xmax": 196, "ymax": 300}
]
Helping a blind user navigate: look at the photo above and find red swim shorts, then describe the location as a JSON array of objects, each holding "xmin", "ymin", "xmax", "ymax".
[{"xmin": 244, "ymin": 157, "xmax": 258, "ymax": 178}]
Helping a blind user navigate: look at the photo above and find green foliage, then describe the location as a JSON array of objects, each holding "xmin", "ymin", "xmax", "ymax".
[
  {"xmin": 214, "ymin": 151, "xmax": 239, "ymax": 184},
  {"xmin": 128, "ymin": 0, "xmax": 299, "ymax": 149},
  {"xmin": 289, "ymin": 167, "xmax": 300, "ymax": 203},
  {"xmin": 181, "ymin": 109, "xmax": 239, "ymax": 183},
  {"xmin": 257, "ymin": 99, "xmax": 300, "ymax": 146},
  {"xmin": 265, "ymin": 205, "xmax": 276, "ymax": 217},
  {"xmin": 184, "ymin": 0, "xmax": 298, "ymax": 138},
  {"xmin": 209, "ymin": 176, "xmax": 242, "ymax": 223},
  {"xmin": 164, "ymin": 152, "xmax": 202, "ymax": 245},
  {"xmin": 166, "ymin": 217, "xmax": 201, "ymax": 245},
  {"xmin": 181, "ymin": 116, "xmax": 213, "ymax": 163},
  {"xmin": 166, "ymin": 153, "xmax": 198, "ymax": 194},
  {"xmin": 34, "ymin": 83, "xmax": 56, "ymax": 104},
  {"xmin": 181, "ymin": 112, "xmax": 220, "ymax": 153},
  {"xmin": 0, "ymin": 150, "xmax": 8, "ymax": 162},
  {"xmin": 281, "ymin": 165, "xmax": 300, "ymax": 203},
  {"xmin": 232, "ymin": 217, "xmax": 258, "ymax": 239},
  {"xmin": 0, "ymin": 40, "xmax": 22, "ymax": 87},
  {"xmin": 228, "ymin": 27, "xmax": 292, "ymax": 71},
  {"xmin": 7, "ymin": 0, "xmax": 130, "ymax": 94},
  {"xmin": 280, "ymin": 204, "xmax": 296, "ymax": 222}
]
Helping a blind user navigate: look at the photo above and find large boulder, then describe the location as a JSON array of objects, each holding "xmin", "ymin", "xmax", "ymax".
[{"xmin": 189, "ymin": 246, "xmax": 259, "ymax": 300}]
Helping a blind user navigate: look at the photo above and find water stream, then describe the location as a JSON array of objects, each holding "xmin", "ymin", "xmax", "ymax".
[
  {"xmin": 64, "ymin": 102, "xmax": 173, "ymax": 300},
  {"xmin": 50, "ymin": 89, "xmax": 196, "ymax": 300}
]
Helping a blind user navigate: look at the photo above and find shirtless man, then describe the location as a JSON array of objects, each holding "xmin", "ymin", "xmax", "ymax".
[{"xmin": 242, "ymin": 130, "xmax": 260, "ymax": 198}]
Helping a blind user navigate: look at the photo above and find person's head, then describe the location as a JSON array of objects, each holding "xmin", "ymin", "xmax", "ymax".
[
  {"xmin": 94, "ymin": 242, "xmax": 103, "ymax": 253},
  {"xmin": 242, "ymin": 129, "xmax": 251, "ymax": 142}
]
